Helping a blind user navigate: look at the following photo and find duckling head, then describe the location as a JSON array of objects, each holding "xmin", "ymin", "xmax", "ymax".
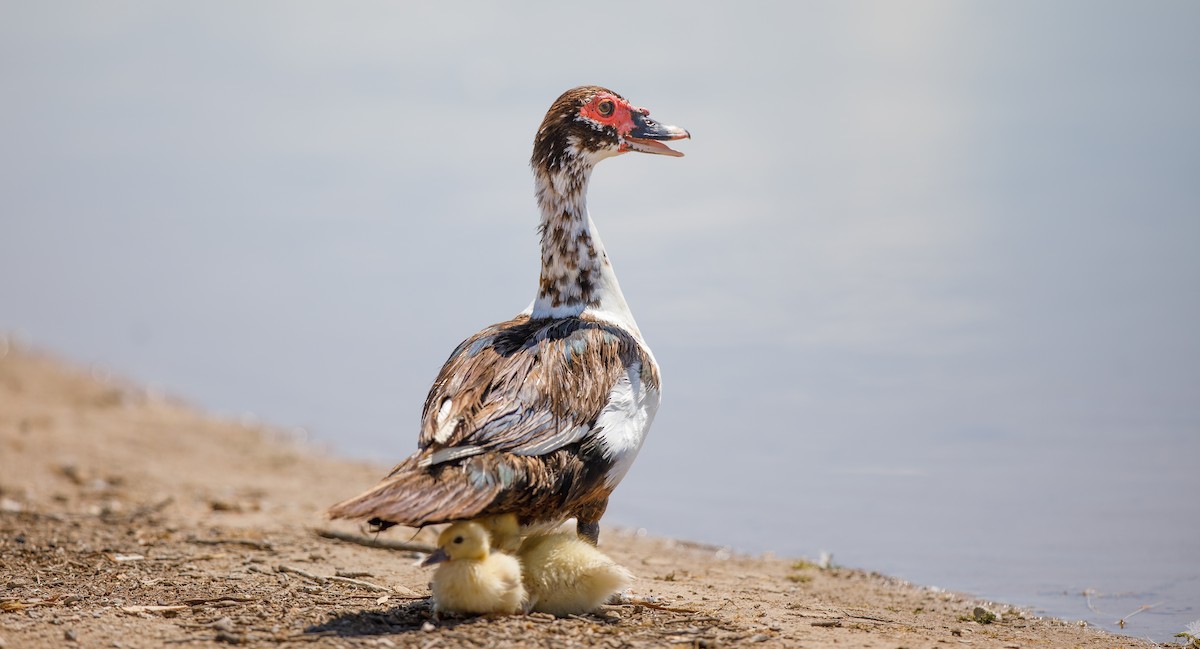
[
  {"xmin": 476, "ymin": 513, "xmax": 521, "ymax": 553},
  {"xmin": 422, "ymin": 521, "xmax": 491, "ymax": 566}
]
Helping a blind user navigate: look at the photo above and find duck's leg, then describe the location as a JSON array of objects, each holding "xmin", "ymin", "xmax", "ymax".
[
  {"xmin": 575, "ymin": 498, "xmax": 608, "ymax": 545},
  {"xmin": 577, "ymin": 520, "xmax": 600, "ymax": 545}
]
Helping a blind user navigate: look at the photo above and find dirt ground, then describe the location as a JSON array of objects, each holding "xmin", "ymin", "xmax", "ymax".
[{"xmin": 0, "ymin": 343, "xmax": 1159, "ymax": 648}]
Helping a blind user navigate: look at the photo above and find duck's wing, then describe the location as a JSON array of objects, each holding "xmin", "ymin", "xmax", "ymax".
[
  {"xmin": 326, "ymin": 315, "xmax": 659, "ymax": 527},
  {"xmin": 412, "ymin": 315, "xmax": 656, "ymax": 467}
]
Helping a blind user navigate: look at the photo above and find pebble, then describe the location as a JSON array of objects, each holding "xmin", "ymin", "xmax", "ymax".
[
  {"xmin": 64, "ymin": 629, "xmax": 78, "ymax": 642},
  {"xmin": 972, "ymin": 606, "xmax": 997, "ymax": 624},
  {"xmin": 421, "ymin": 621, "xmax": 436, "ymax": 633}
]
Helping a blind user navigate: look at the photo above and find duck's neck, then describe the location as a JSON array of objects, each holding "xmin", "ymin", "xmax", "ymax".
[{"xmin": 529, "ymin": 163, "xmax": 639, "ymax": 334}]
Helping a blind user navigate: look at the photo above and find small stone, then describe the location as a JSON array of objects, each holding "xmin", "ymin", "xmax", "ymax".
[
  {"xmin": 64, "ymin": 629, "xmax": 78, "ymax": 642},
  {"xmin": 421, "ymin": 621, "xmax": 436, "ymax": 633},
  {"xmin": 972, "ymin": 606, "xmax": 997, "ymax": 624},
  {"xmin": 749, "ymin": 634, "xmax": 770, "ymax": 643},
  {"xmin": 211, "ymin": 617, "xmax": 234, "ymax": 632},
  {"xmin": 214, "ymin": 631, "xmax": 244, "ymax": 644}
]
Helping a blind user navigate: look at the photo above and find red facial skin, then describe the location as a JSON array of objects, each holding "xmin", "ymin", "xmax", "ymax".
[{"xmin": 577, "ymin": 93, "xmax": 650, "ymax": 153}]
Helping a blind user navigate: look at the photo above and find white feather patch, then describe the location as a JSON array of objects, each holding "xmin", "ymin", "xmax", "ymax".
[
  {"xmin": 594, "ymin": 361, "xmax": 660, "ymax": 488},
  {"xmin": 433, "ymin": 398, "xmax": 457, "ymax": 444}
]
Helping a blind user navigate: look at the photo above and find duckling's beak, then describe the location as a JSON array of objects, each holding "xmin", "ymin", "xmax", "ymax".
[{"xmin": 421, "ymin": 548, "xmax": 449, "ymax": 566}]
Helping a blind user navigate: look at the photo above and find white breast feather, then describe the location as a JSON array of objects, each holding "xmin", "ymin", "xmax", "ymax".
[{"xmin": 594, "ymin": 361, "xmax": 660, "ymax": 487}]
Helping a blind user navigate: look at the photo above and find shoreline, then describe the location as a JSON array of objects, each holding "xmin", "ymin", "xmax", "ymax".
[{"xmin": 0, "ymin": 344, "xmax": 1156, "ymax": 648}]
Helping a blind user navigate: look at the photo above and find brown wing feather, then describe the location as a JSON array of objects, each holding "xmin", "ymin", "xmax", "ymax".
[
  {"xmin": 327, "ymin": 314, "xmax": 660, "ymax": 528},
  {"xmin": 326, "ymin": 448, "xmax": 610, "ymax": 528},
  {"xmin": 418, "ymin": 315, "xmax": 656, "ymax": 458}
]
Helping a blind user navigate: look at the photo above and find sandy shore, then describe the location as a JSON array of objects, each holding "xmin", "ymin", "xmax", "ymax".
[{"xmin": 0, "ymin": 344, "xmax": 1155, "ymax": 648}]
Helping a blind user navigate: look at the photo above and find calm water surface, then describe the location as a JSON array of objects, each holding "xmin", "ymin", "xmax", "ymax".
[{"xmin": 2, "ymin": 2, "xmax": 1197, "ymax": 642}]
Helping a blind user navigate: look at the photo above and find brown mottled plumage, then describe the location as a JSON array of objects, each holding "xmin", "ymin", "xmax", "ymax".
[
  {"xmin": 328, "ymin": 86, "xmax": 688, "ymax": 543},
  {"xmin": 328, "ymin": 315, "xmax": 658, "ymax": 529},
  {"xmin": 420, "ymin": 316, "xmax": 660, "ymax": 456}
]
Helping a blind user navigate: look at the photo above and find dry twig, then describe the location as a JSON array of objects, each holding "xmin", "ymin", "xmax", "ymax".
[
  {"xmin": 277, "ymin": 565, "xmax": 327, "ymax": 584},
  {"xmin": 326, "ymin": 575, "xmax": 389, "ymax": 592},
  {"xmin": 1115, "ymin": 602, "xmax": 1161, "ymax": 629},
  {"xmin": 188, "ymin": 536, "xmax": 274, "ymax": 551},
  {"xmin": 626, "ymin": 599, "xmax": 700, "ymax": 614},
  {"xmin": 183, "ymin": 595, "xmax": 256, "ymax": 606},
  {"xmin": 121, "ymin": 605, "xmax": 188, "ymax": 614},
  {"xmin": 313, "ymin": 527, "xmax": 436, "ymax": 554}
]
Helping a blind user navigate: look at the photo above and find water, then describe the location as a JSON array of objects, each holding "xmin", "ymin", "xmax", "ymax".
[{"xmin": 2, "ymin": 1, "xmax": 1197, "ymax": 642}]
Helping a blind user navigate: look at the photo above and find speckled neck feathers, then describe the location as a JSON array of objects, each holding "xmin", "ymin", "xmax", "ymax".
[{"xmin": 529, "ymin": 135, "xmax": 637, "ymax": 334}]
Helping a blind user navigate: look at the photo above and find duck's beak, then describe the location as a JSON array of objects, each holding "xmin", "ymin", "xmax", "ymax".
[
  {"xmin": 624, "ymin": 110, "xmax": 690, "ymax": 157},
  {"xmin": 421, "ymin": 548, "xmax": 449, "ymax": 566}
]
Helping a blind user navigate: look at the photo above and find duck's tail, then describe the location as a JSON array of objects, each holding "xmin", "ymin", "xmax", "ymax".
[
  {"xmin": 325, "ymin": 455, "xmax": 503, "ymax": 528},
  {"xmin": 327, "ymin": 447, "xmax": 606, "ymax": 532}
]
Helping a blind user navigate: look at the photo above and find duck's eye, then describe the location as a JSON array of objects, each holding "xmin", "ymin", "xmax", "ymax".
[
  {"xmin": 597, "ymin": 99, "xmax": 615, "ymax": 117},
  {"xmin": 453, "ymin": 536, "xmax": 464, "ymax": 544}
]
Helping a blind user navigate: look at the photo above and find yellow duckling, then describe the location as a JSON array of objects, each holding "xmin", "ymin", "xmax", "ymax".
[
  {"xmin": 474, "ymin": 513, "xmax": 523, "ymax": 554},
  {"xmin": 422, "ymin": 521, "xmax": 526, "ymax": 615},
  {"xmin": 517, "ymin": 532, "xmax": 633, "ymax": 616}
]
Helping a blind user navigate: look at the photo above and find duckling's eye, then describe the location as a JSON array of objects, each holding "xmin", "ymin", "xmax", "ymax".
[
  {"xmin": 453, "ymin": 536, "xmax": 464, "ymax": 544},
  {"xmin": 597, "ymin": 99, "xmax": 615, "ymax": 117}
]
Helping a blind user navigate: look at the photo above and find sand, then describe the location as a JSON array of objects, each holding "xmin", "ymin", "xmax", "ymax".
[{"xmin": 0, "ymin": 344, "xmax": 1155, "ymax": 648}]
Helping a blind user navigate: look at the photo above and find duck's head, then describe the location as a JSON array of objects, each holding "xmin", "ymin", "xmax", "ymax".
[
  {"xmin": 422, "ymin": 521, "xmax": 491, "ymax": 565},
  {"xmin": 531, "ymin": 85, "xmax": 690, "ymax": 173}
]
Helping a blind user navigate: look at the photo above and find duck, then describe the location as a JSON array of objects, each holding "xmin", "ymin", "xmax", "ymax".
[
  {"xmin": 327, "ymin": 86, "xmax": 689, "ymax": 544},
  {"xmin": 517, "ymin": 531, "xmax": 633, "ymax": 616},
  {"xmin": 422, "ymin": 520, "xmax": 526, "ymax": 615}
]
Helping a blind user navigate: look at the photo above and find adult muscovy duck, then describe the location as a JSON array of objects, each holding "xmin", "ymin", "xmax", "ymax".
[{"xmin": 327, "ymin": 86, "xmax": 689, "ymax": 544}]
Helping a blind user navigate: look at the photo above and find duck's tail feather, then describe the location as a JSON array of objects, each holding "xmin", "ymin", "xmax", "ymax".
[{"xmin": 326, "ymin": 455, "xmax": 503, "ymax": 527}]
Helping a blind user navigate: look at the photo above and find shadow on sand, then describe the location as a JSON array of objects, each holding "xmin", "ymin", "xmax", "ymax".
[{"xmin": 304, "ymin": 599, "xmax": 502, "ymax": 638}]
